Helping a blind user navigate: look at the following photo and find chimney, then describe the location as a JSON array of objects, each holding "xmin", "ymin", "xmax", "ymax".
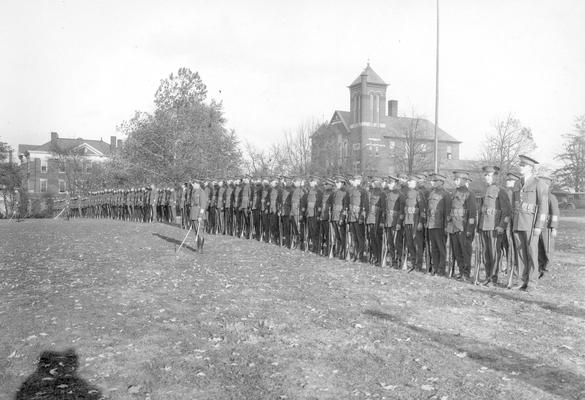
[
  {"xmin": 117, "ymin": 139, "xmax": 123, "ymax": 149},
  {"xmin": 51, "ymin": 132, "xmax": 59, "ymax": 141},
  {"xmin": 388, "ymin": 100, "xmax": 398, "ymax": 117},
  {"xmin": 110, "ymin": 136, "xmax": 116, "ymax": 152}
]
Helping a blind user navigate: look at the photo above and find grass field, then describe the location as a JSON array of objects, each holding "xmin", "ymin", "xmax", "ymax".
[{"xmin": 1, "ymin": 212, "xmax": 584, "ymax": 400}]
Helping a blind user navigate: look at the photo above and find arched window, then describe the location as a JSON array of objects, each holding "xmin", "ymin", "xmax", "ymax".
[
  {"xmin": 369, "ymin": 93, "xmax": 374, "ymax": 122},
  {"xmin": 375, "ymin": 94, "xmax": 380, "ymax": 125}
]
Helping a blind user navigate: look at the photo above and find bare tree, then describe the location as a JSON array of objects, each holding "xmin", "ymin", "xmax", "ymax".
[
  {"xmin": 480, "ymin": 113, "xmax": 536, "ymax": 180},
  {"xmin": 392, "ymin": 110, "xmax": 433, "ymax": 174},
  {"xmin": 555, "ymin": 115, "xmax": 585, "ymax": 191}
]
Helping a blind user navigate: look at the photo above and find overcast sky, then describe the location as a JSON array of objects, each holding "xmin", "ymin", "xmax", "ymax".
[{"xmin": 1, "ymin": 0, "xmax": 584, "ymax": 167}]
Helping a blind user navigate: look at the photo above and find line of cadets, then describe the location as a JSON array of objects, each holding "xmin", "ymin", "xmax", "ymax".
[{"xmin": 63, "ymin": 154, "xmax": 558, "ymax": 291}]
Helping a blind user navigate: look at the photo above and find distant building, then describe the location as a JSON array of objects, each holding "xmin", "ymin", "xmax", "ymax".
[
  {"xmin": 311, "ymin": 64, "xmax": 461, "ymax": 176},
  {"xmin": 17, "ymin": 132, "xmax": 121, "ymax": 195}
]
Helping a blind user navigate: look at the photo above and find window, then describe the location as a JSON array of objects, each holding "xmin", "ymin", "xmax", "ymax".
[
  {"xmin": 41, "ymin": 159, "xmax": 48, "ymax": 173},
  {"xmin": 420, "ymin": 143, "xmax": 428, "ymax": 152},
  {"xmin": 369, "ymin": 93, "xmax": 374, "ymax": 122},
  {"xmin": 388, "ymin": 140, "xmax": 396, "ymax": 152},
  {"xmin": 375, "ymin": 145, "xmax": 379, "ymax": 157},
  {"xmin": 40, "ymin": 179, "xmax": 47, "ymax": 193},
  {"xmin": 352, "ymin": 143, "xmax": 361, "ymax": 151},
  {"xmin": 447, "ymin": 145, "xmax": 453, "ymax": 159},
  {"xmin": 59, "ymin": 160, "xmax": 66, "ymax": 173},
  {"xmin": 353, "ymin": 161, "xmax": 361, "ymax": 174},
  {"xmin": 59, "ymin": 180, "xmax": 66, "ymax": 193},
  {"xmin": 86, "ymin": 161, "xmax": 92, "ymax": 172},
  {"xmin": 28, "ymin": 180, "xmax": 34, "ymax": 192}
]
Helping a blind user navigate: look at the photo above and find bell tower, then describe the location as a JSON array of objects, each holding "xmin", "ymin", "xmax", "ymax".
[{"xmin": 348, "ymin": 63, "xmax": 388, "ymax": 127}]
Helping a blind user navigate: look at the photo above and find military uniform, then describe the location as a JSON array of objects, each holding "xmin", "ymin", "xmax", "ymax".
[
  {"xmin": 537, "ymin": 176, "xmax": 559, "ymax": 278},
  {"xmin": 382, "ymin": 178, "xmax": 405, "ymax": 268},
  {"xmin": 331, "ymin": 178, "xmax": 349, "ymax": 259},
  {"xmin": 511, "ymin": 156, "xmax": 549, "ymax": 289},
  {"xmin": 366, "ymin": 179, "xmax": 385, "ymax": 265},
  {"xmin": 306, "ymin": 179, "xmax": 323, "ymax": 253},
  {"xmin": 447, "ymin": 171, "xmax": 477, "ymax": 280},
  {"xmin": 347, "ymin": 178, "xmax": 367, "ymax": 261},
  {"xmin": 402, "ymin": 178, "xmax": 427, "ymax": 271},
  {"xmin": 478, "ymin": 166, "xmax": 512, "ymax": 284},
  {"xmin": 426, "ymin": 174, "xmax": 451, "ymax": 275}
]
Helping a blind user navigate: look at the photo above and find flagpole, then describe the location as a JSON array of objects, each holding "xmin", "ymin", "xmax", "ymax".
[{"xmin": 433, "ymin": 0, "xmax": 440, "ymax": 173}]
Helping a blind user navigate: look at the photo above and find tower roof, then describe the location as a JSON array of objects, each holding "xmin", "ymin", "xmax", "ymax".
[{"xmin": 349, "ymin": 63, "xmax": 387, "ymax": 87}]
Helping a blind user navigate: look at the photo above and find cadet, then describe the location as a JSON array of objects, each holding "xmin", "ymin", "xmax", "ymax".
[
  {"xmin": 306, "ymin": 176, "xmax": 323, "ymax": 253},
  {"xmin": 426, "ymin": 173, "xmax": 451, "ymax": 276},
  {"xmin": 224, "ymin": 179, "xmax": 235, "ymax": 235},
  {"xmin": 320, "ymin": 178, "xmax": 335, "ymax": 256},
  {"xmin": 382, "ymin": 176, "xmax": 405, "ymax": 268},
  {"xmin": 347, "ymin": 175, "xmax": 368, "ymax": 262},
  {"xmin": 331, "ymin": 176, "xmax": 349, "ymax": 259},
  {"xmin": 290, "ymin": 177, "xmax": 306, "ymax": 250},
  {"xmin": 447, "ymin": 171, "xmax": 477, "ymax": 282},
  {"xmin": 511, "ymin": 155, "xmax": 549, "ymax": 291},
  {"xmin": 477, "ymin": 166, "xmax": 512, "ymax": 286},
  {"xmin": 366, "ymin": 176, "xmax": 385, "ymax": 265},
  {"xmin": 402, "ymin": 175, "xmax": 427, "ymax": 272},
  {"xmin": 268, "ymin": 178, "xmax": 282, "ymax": 244},
  {"xmin": 260, "ymin": 178, "xmax": 271, "ymax": 242}
]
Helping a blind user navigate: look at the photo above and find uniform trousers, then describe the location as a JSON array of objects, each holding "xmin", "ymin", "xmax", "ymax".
[
  {"xmin": 307, "ymin": 216, "xmax": 319, "ymax": 252},
  {"xmin": 429, "ymin": 228, "xmax": 447, "ymax": 275},
  {"xmin": 367, "ymin": 224, "xmax": 382, "ymax": 263},
  {"xmin": 513, "ymin": 230, "xmax": 539, "ymax": 286},
  {"xmin": 383, "ymin": 227, "xmax": 400, "ymax": 266},
  {"xmin": 404, "ymin": 225, "xmax": 424, "ymax": 268},
  {"xmin": 349, "ymin": 221, "xmax": 366, "ymax": 259},
  {"xmin": 261, "ymin": 211, "xmax": 270, "ymax": 242},
  {"xmin": 450, "ymin": 231, "xmax": 472, "ymax": 277},
  {"xmin": 252, "ymin": 209, "xmax": 261, "ymax": 240},
  {"xmin": 480, "ymin": 230, "xmax": 505, "ymax": 282},
  {"xmin": 320, "ymin": 220, "xmax": 331, "ymax": 254},
  {"xmin": 332, "ymin": 221, "xmax": 346, "ymax": 258}
]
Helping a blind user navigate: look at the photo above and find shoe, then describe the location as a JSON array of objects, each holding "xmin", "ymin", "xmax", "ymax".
[
  {"xmin": 481, "ymin": 278, "xmax": 491, "ymax": 286},
  {"xmin": 538, "ymin": 271, "xmax": 545, "ymax": 279},
  {"xmin": 512, "ymin": 284, "xmax": 528, "ymax": 291},
  {"xmin": 407, "ymin": 265, "xmax": 415, "ymax": 273}
]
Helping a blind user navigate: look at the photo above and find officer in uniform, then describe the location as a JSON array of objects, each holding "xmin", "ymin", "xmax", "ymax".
[
  {"xmin": 511, "ymin": 155, "xmax": 549, "ymax": 290},
  {"xmin": 260, "ymin": 177, "xmax": 271, "ymax": 242},
  {"xmin": 382, "ymin": 175, "xmax": 405, "ymax": 268},
  {"xmin": 447, "ymin": 171, "xmax": 476, "ymax": 281},
  {"xmin": 426, "ymin": 173, "xmax": 451, "ymax": 276},
  {"xmin": 366, "ymin": 176, "xmax": 385, "ymax": 265},
  {"xmin": 320, "ymin": 178, "xmax": 335, "ymax": 256},
  {"xmin": 402, "ymin": 175, "xmax": 426, "ymax": 271},
  {"xmin": 233, "ymin": 178, "xmax": 243, "ymax": 236},
  {"xmin": 347, "ymin": 175, "xmax": 368, "ymax": 262},
  {"xmin": 305, "ymin": 176, "xmax": 323, "ymax": 253},
  {"xmin": 268, "ymin": 178, "xmax": 282, "ymax": 244},
  {"xmin": 537, "ymin": 174, "xmax": 559, "ymax": 279},
  {"xmin": 290, "ymin": 177, "xmax": 306, "ymax": 250},
  {"xmin": 478, "ymin": 166, "xmax": 512, "ymax": 286},
  {"xmin": 239, "ymin": 177, "xmax": 252, "ymax": 238},
  {"xmin": 224, "ymin": 179, "xmax": 235, "ymax": 235},
  {"xmin": 250, "ymin": 177, "xmax": 262, "ymax": 240},
  {"xmin": 281, "ymin": 177, "xmax": 293, "ymax": 247},
  {"xmin": 189, "ymin": 180, "xmax": 209, "ymax": 252},
  {"xmin": 331, "ymin": 176, "xmax": 349, "ymax": 259}
]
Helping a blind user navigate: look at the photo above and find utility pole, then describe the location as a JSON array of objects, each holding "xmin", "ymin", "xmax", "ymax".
[{"xmin": 433, "ymin": 0, "xmax": 440, "ymax": 173}]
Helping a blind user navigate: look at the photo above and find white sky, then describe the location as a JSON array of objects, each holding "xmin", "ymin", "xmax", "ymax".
[{"xmin": 1, "ymin": 0, "xmax": 584, "ymax": 167}]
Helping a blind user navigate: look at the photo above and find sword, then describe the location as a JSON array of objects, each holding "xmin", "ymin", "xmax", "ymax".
[{"xmin": 176, "ymin": 223, "xmax": 193, "ymax": 255}]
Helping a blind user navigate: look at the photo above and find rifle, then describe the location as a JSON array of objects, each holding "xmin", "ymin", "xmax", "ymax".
[
  {"xmin": 345, "ymin": 223, "xmax": 352, "ymax": 261},
  {"xmin": 506, "ymin": 226, "xmax": 516, "ymax": 288},
  {"xmin": 278, "ymin": 213, "xmax": 283, "ymax": 247},
  {"xmin": 425, "ymin": 227, "xmax": 432, "ymax": 273},
  {"xmin": 445, "ymin": 233, "xmax": 450, "ymax": 277},
  {"xmin": 328, "ymin": 221, "xmax": 335, "ymax": 259},
  {"xmin": 249, "ymin": 209, "xmax": 254, "ymax": 240},
  {"xmin": 474, "ymin": 234, "xmax": 483, "ymax": 285},
  {"xmin": 381, "ymin": 227, "xmax": 388, "ymax": 268},
  {"xmin": 402, "ymin": 230, "xmax": 408, "ymax": 270},
  {"xmin": 304, "ymin": 217, "xmax": 309, "ymax": 253},
  {"xmin": 317, "ymin": 218, "xmax": 323, "ymax": 255}
]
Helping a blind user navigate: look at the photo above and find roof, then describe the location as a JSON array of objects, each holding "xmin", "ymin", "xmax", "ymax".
[
  {"xmin": 349, "ymin": 64, "xmax": 387, "ymax": 87},
  {"xmin": 380, "ymin": 116, "xmax": 461, "ymax": 143},
  {"xmin": 440, "ymin": 158, "xmax": 482, "ymax": 172},
  {"xmin": 18, "ymin": 138, "xmax": 112, "ymax": 156}
]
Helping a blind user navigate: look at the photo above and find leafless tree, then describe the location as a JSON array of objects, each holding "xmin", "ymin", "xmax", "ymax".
[
  {"xmin": 480, "ymin": 113, "xmax": 536, "ymax": 180},
  {"xmin": 392, "ymin": 110, "xmax": 433, "ymax": 174},
  {"xmin": 555, "ymin": 115, "xmax": 585, "ymax": 191}
]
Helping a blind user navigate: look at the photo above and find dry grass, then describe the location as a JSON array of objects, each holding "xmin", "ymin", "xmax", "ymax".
[{"xmin": 1, "ymin": 216, "xmax": 584, "ymax": 399}]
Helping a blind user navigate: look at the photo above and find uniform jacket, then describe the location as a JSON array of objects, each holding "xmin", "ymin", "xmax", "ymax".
[
  {"xmin": 548, "ymin": 194, "xmax": 559, "ymax": 229},
  {"xmin": 281, "ymin": 187, "xmax": 292, "ymax": 216},
  {"xmin": 331, "ymin": 188, "xmax": 348, "ymax": 222},
  {"xmin": 290, "ymin": 187, "xmax": 306, "ymax": 218},
  {"xmin": 320, "ymin": 189, "xmax": 334, "ymax": 221},
  {"xmin": 347, "ymin": 187, "xmax": 367, "ymax": 223},
  {"xmin": 512, "ymin": 176, "xmax": 548, "ymax": 232},
  {"xmin": 447, "ymin": 186, "xmax": 476, "ymax": 234},
  {"xmin": 305, "ymin": 187, "xmax": 323, "ymax": 218},
  {"xmin": 269, "ymin": 187, "xmax": 281, "ymax": 214},
  {"xmin": 403, "ymin": 188, "xmax": 426, "ymax": 226},
  {"xmin": 383, "ymin": 189, "xmax": 405, "ymax": 228},
  {"xmin": 366, "ymin": 188, "xmax": 385, "ymax": 225},
  {"xmin": 478, "ymin": 184, "xmax": 511, "ymax": 231},
  {"xmin": 426, "ymin": 187, "xmax": 451, "ymax": 230},
  {"xmin": 189, "ymin": 188, "xmax": 209, "ymax": 220}
]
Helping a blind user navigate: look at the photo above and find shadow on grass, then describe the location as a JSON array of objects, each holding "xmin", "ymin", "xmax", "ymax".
[
  {"xmin": 468, "ymin": 289, "xmax": 585, "ymax": 320},
  {"xmin": 152, "ymin": 232, "xmax": 197, "ymax": 253},
  {"xmin": 363, "ymin": 309, "xmax": 585, "ymax": 400},
  {"xmin": 15, "ymin": 349, "xmax": 102, "ymax": 400}
]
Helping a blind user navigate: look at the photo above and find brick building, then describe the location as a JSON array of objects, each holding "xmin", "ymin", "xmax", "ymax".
[
  {"xmin": 18, "ymin": 132, "xmax": 120, "ymax": 196},
  {"xmin": 311, "ymin": 64, "xmax": 461, "ymax": 176}
]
